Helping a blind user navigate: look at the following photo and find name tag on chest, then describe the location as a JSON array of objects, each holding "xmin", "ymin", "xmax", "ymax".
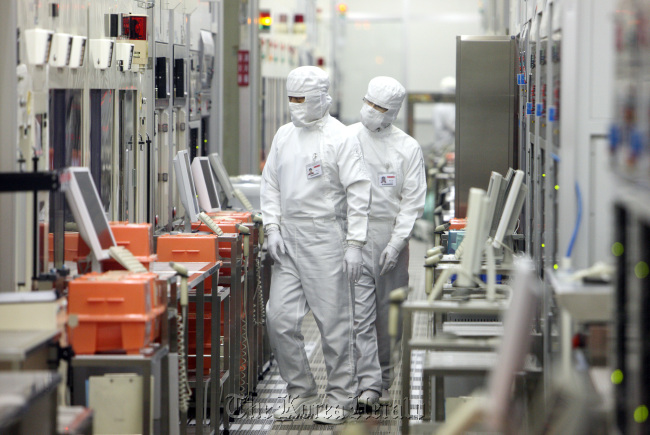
[
  {"xmin": 379, "ymin": 173, "xmax": 397, "ymax": 186},
  {"xmin": 306, "ymin": 161, "xmax": 323, "ymax": 179}
]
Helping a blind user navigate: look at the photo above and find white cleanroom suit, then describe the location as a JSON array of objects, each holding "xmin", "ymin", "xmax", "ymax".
[
  {"xmin": 261, "ymin": 66, "xmax": 371, "ymax": 420},
  {"xmin": 347, "ymin": 76, "xmax": 427, "ymax": 401}
]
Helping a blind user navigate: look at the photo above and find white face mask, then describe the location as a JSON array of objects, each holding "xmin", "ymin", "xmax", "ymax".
[
  {"xmin": 289, "ymin": 93, "xmax": 330, "ymax": 128},
  {"xmin": 360, "ymin": 104, "xmax": 388, "ymax": 132},
  {"xmin": 290, "ymin": 102, "xmax": 318, "ymax": 128}
]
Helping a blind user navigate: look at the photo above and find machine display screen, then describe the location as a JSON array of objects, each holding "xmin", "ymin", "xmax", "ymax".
[
  {"xmin": 209, "ymin": 153, "xmax": 234, "ymax": 200},
  {"xmin": 182, "ymin": 151, "xmax": 200, "ymax": 212},
  {"xmin": 75, "ymin": 170, "xmax": 114, "ymax": 249},
  {"xmin": 200, "ymin": 159, "xmax": 220, "ymax": 208}
]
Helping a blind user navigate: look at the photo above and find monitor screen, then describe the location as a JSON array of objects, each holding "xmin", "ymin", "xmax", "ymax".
[
  {"xmin": 62, "ymin": 167, "xmax": 116, "ymax": 262},
  {"xmin": 191, "ymin": 157, "xmax": 221, "ymax": 212},
  {"xmin": 76, "ymin": 171, "xmax": 114, "ymax": 249},
  {"xmin": 490, "ymin": 169, "xmax": 515, "ymax": 237},
  {"xmin": 492, "ymin": 169, "xmax": 525, "ymax": 248},
  {"xmin": 455, "ymin": 187, "xmax": 489, "ymax": 287},
  {"xmin": 183, "ymin": 152, "xmax": 195, "ymax": 198},
  {"xmin": 484, "ymin": 172, "xmax": 504, "ymax": 238},
  {"xmin": 208, "ymin": 152, "xmax": 234, "ymax": 204},
  {"xmin": 173, "ymin": 150, "xmax": 200, "ymax": 223},
  {"xmin": 200, "ymin": 159, "xmax": 220, "ymax": 207}
]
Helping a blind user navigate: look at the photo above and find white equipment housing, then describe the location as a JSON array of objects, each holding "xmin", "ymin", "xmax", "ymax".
[
  {"xmin": 69, "ymin": 36, "xmax": 87, "ymax": 68},
  {"xmin": 89, "ymin": 39, "xmax": 114, "ymax": 69},
  {"xmin": 48, "ymin": 33, "xmax": 73, "ymax": 67},
  {"xmin": 115, "ymin": 42, "xmax": 135, "ymax": 72},
  {"xmin": 24, "ymin": 29, "xmax": 54, "ymax": 65}
]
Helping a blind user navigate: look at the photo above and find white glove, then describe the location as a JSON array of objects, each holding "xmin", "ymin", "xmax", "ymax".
[
  {"xmin": 266, "ymin": 228, "xmax": 286, "ymax": 264},
  {"xmin": 343, "ymin": 245, "xmax": 363, "ymax": 282},
  {"xmin": 379, "ymin": 245, "xmax": 400, "ymax": 276}
]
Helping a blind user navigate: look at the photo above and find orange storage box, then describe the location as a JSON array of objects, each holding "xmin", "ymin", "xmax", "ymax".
[
  {"xmin": 68, "ymin": 271, "xmax": 165, "ymax": 355},
  {"xmin": 191, "ymin": 217, "xmax": 241, "ymax": 237},
  {"xmin": 184, "ymin": 223, "xmax": 243, "ymax": 277},
  {"xmin": 211, "ymin": 211, "xmax": 253, "ymax": 223},
  {"xmin": 109, "ymin": 222, "xmax": 154, "ymax": 256},
  {"xmin": 449, "ymin": 218, "xmax": 468, "ymax": 230},
  {"xmin": 101, "ymin": 222, "xmax": 158, "ymax": 272},
  {"xmin": 156, "ymin": 234, "xmax": 220, "ymax": 265},
  {"xmin": 48, "ymin": 232, "xmax": 91, "ymax": 263}
]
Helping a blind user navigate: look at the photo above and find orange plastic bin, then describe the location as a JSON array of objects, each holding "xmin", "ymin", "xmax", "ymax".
[{"xmin": 68, "ymin": 271, "xmax": 165, "ymax": 355}]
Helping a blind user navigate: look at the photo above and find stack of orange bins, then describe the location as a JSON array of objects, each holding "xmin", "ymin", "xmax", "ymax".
[
  {"xmin": 67, "ymin": 271, "xmax": 164, "ymax": 355},
  {"xmin": 204, "ymin": 211, "xmax": 256, "ymax": 384},
  {"xmin": 156, "ymin": 234, "xmax": 220, "ymax": 375},
  {"xmin": 101, "ymin": 222, "xmax": 158, "ymax": 271}
]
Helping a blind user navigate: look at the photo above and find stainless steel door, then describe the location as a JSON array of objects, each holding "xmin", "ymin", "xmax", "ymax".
[{"xmin": 455, "ymin": 35, "xmax": 518, "ymax": 217}]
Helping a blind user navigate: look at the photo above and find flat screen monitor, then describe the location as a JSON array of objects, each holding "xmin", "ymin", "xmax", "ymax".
[
  {"xmin": 492, "ymin": 169, "xmax": 525, "ymax": 248},
  {"xmin": 191, "ymin": 157, "xmax": 221, "ymax": 213},
  {"xmin": 489, "ymin": 168, "xmax": 514, "ymax": 237},
  {"xmin": 484, "ymin": 172, "xmax": 504, "ymax": 238},
  {"xmin": 173, "ymin": 150, "xmax": 200, "ymax": 223},
  {"xmin": 62, "ymin": 167, "xmax": 116, "ymax": 261},
  {"xmin": 455, "ymin": 187, "xmax": 490, "ymax": 287},
  {"xmin": 208, "ymin": 152, "xmax": 235, "ymax": 205}
]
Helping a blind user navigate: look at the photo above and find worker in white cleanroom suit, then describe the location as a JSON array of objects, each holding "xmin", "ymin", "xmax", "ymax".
[
  {"xmin": 261, "ymin": 66, "xmax": 371, "ymax": 424},
  {"xmin": 345, "ymin": 76, "xmax": 427, "ymax": 407}
]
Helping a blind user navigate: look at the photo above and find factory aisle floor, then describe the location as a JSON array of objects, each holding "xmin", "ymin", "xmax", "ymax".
[{"xmin": 220, "ymin": 238, "xmax": 429, "ymax": 434}]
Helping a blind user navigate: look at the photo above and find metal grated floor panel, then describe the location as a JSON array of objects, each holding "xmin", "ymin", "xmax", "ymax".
[{"xmin": 205, "ymin": 239, "xmax": 430, "ymax": 434}]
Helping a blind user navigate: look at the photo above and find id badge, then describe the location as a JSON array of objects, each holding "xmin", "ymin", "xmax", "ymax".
[
  {"xmin": 379, "ymin": 173, "xmax": 397, "ymax": 186},
  {"xmin": 306, "ymin": 161, "xmax": 323, "ymax": 179}
]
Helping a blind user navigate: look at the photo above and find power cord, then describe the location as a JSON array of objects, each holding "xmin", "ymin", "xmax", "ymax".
[
  {"xmin": 177, "ymin": 306, "xmax": 191, "ymax": 413},
  {"xmin": 171, "ymin": 262, "xmax": 192, "ymax": 413}
]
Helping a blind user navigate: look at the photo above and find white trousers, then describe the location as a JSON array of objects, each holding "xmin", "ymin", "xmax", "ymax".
[
  {"xmin": 354, "ymin": 220, "xmax": 409, "ymax": 393},
  {"xmin": 266, "ymin": 217, "xmax": 357, "ymax": 410}
]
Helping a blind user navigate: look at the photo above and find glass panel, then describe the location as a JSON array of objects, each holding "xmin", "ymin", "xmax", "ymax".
[
  {"xmin": 48, "ymin": 89, "xmax": 83, "ymax": 266},
  {"xmin": 119, "ymin": 90, "xmax": 136, "ymax": 222},
  {"xmin": 90, "ymin": 89, "xmax": 115, "ymax": 214}
]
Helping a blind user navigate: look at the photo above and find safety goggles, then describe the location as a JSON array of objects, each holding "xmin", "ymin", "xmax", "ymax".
[{"xmin": 362, "ymin": 97, "xmax": 388, "ymax": 113}]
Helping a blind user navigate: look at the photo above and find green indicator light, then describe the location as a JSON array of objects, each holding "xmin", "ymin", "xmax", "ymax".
[
  {"xmin": 553, "ymin": 264, "xmax": 559, "ymax": 270},
  {"xmin": 542, "ymin": 173, "xmax": 546, "ymax": 177},
  {"xmin": 635, "ymin": 262, "xmax": 649, "ymax": 279},
  {"xmin": 611, "ymin": 369, "xmax": 623, "ymax": 385},
  {"xmin": 634, "ymin": 405, "xmax": 649, "ymax": 423},
  {"xmin": 541, "ymin": 243, "xmax": 545, "ymax": 248},
  {"xmin": 612, "ymin": 242, "xmax": 624, "ymax": 257},
  {"xmin": 554, "ymin": 185, "xmax": 559, "ymax": 190}
]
